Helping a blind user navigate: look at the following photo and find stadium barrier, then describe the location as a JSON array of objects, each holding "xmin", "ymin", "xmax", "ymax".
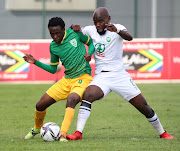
[{"xmin": 0, "ymin": 39, "xmax": 180, "ymax": 83}]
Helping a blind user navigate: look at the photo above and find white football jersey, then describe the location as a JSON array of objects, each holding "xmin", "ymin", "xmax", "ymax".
[{"xmin": 82, "ymin": 24, "xmax": 127, "ymax": 74}]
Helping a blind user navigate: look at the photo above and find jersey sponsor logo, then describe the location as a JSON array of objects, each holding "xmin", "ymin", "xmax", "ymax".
[
  {"xmin": 70, "ymin": 38, "xmax": 77, "ymax": 47},
  {"xmin": 95, "ymin": 43, "xmax": 105, "ymax": 57},
  {"xmin": 106, "ymin": 36, "xmax": 111, "ymax": 42},
  {"xmin": 95, "ymin": 52, "xmax": 105, "ymax": 57}
]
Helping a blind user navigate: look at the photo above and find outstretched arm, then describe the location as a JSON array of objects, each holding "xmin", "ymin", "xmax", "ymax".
[
  {"xmin": 105, "ymin": 24, "xmax": 133, "ymax": 41},
  {"xmin": 23, "ymin": 54, "xmax": 57, "ymax": 74}
]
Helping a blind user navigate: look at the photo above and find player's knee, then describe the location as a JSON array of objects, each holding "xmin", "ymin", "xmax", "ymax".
[
  {"xmin": 36, "ymin": 98, "xmax": 47, "ymax": 111},
  {"xmin": 83, "ymin": 91, "xmax": 96, "ymax": 102},
  {"xmin": 36, "ymin": 102, "xmax": 45, "ymax": 111},
  {"xmin": 66, "ymin": 99, "xmax": 79, "ymax": 108},
  {"xmin": 84, "ymin": 85, "xmax": 104, "ymax": 102},
  {"xmin": 66, "ymin": 95, "xmax": 80, "ymax": 108}
]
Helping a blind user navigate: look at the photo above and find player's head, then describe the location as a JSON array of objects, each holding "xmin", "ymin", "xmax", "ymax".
[
  {"xmin": 93, "ymin": 7, "xmax": 111, "ymax": 35},
  {"xmin": 48, "ymin": 17, "xmax": 65, "ymax": 44}
]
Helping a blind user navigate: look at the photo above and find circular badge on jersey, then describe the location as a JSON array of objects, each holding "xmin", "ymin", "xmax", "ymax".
[
  {"xmin": 106, "ymin": 36, "xmax": 111, "ymax": 42},
  {"xmin": 95, "ymin": 43, "xmax": 105, "ymax": 53}
]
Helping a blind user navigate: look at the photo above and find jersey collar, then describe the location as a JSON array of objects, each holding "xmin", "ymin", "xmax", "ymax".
[{"xmin": 61, "ymin": 30, "xmax": 67, "ymax": 44}]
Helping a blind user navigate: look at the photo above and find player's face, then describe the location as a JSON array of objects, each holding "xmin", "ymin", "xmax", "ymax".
[
  {"xmin": 93, "ymin": 15, "xmax": 109, "ymax": 35},
  {"xmin": 48, "ymin": 25, "xmax": 65, "ymax": 44}
]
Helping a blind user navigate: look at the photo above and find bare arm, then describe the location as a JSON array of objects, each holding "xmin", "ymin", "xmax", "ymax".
[
  {"xmin": 105, "ymin": 24, "xmax": 133, "ymax": 41},
  {"xmin": 118, "ymin": 30, "xmax": 133, "ymax": 41}
]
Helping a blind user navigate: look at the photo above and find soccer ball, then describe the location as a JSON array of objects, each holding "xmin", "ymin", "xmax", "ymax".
[{"xmin": 40, "ymin": 122, "xmax": 61, "ymax": 141}]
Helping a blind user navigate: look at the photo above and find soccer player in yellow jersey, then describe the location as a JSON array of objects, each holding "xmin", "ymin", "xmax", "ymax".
[{"xmin": 23, "ymin": 17, "xmax": 94, "ymax": 142}]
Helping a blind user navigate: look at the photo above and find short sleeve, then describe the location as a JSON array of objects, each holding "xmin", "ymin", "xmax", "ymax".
[
  {"xmin": 82, "ymin": 26, "xmax": 90, "ymax": 36},
  {"xmin": 114, "ymin": 24, "xmax": 127, "ymax": 31}
]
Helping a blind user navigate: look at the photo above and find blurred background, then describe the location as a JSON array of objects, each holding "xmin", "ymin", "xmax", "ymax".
[{"xmin": 1, "ymin": 0, "xmax": 180, "ymax": 39}]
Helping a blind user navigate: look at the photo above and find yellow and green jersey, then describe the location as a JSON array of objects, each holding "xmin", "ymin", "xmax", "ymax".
[{"xmin": 35, "ymin": 28, "xmax": 94, "ymax": 79}]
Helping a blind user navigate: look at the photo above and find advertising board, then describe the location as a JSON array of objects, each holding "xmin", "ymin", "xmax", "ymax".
[{"xmin": 0, "ymin": 39, "xmax": 180, "ymax": 83}]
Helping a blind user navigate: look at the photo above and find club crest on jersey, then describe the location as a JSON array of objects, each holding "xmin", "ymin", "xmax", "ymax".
[
  {"xmin": 70, "ymin": 38, "xmax": 77, "ymax": 47},
  {"xmin": 106, "ymin": 36, "xmax": 111, "ymax": 42}
]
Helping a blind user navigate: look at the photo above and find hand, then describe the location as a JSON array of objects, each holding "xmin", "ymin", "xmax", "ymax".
[
  {"xmin": 84, "ymin": 54, "xmax": 91, "ymax": 62},
  {"xmin": 70, "ymin": 24, "xmax": 81, "ymax": 32},
  {"xmin": 105, "ymin": 24, "xmax": 117, "ymax": 32},
  {"xmin": 23, "ymin": 54, "xmax": 36, "ymax": 64}
]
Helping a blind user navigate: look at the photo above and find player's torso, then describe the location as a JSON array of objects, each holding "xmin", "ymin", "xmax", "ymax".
[
  {"xmin": 84, "ymin": 26, "xmax": 123, "ymax": 59},
  {"xmin": 51, "ymin": 30, "xmax": 84, "ymax": 60},
  {"xmin": 50, "ymin": 29, "xmax": 90, "ymax": 78},
  {"xmin": 83, "ymin": 26, "xmax": 124, "ymax": 73},
  {"xmin": 51, "ymin": 29, "xmax": 87, "ymax": 66}
]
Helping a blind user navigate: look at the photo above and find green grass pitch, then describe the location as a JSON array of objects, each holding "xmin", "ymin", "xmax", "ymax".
[{"xmin": 0, "ymin": 83, "xmax": 179, "ymax": 151}]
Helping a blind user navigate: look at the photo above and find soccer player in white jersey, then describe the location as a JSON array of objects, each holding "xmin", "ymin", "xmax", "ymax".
[{"xmin": 66, "ymin": 7, "xmax": 174, "ymax": 140}]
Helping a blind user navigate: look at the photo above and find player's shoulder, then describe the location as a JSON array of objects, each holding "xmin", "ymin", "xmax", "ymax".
[
  {"xmin": 49, "ymin": 41, "xmax": 58, "ymax": 53},
  {"xmin": 83, "ymin": 25, "xmax": 95, "ymax": 29},
  {"xmin": 82, "ymin": 25, "xmax": 96, "ymax": 31},
  {"xmin": 50, "ymin": 41, "xmax": 58, "ymax": 49},
  {"xmin": 66, "ymin": 28, "xmax": 75, "ymax": 34},
  {"xmin": 50, "ymin": 41, "xmax": 56, "ymax": 46},
  {"xmin": 66, "ymin": 28, "xmax": 80, "ymax": 37},
  {"xmin": 82, "ymin": 25, "xmax": 96, "ymax": 35}
]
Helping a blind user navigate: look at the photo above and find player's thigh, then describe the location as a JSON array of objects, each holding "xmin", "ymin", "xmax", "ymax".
[
  {"xmin": 36, "ymin": 93, "xmax": 56, "ymax": 111},
  {"xmin": 70, "ymin": 73, "xmax": 93, "ymax": 99},
  {"xmin": 83, "ymin": 85, "xmax": 104, "ymax": 101},
  {"xmin": 88, "ymin": 73, "xmax": 111, "ymax": 99},
  {"xmin": 111, "ymin": 71, "xmax": 141, "ymax": 101},
  {"xmin": 46, "ymin": 77, "xmax": 70, "ymax": 101}
]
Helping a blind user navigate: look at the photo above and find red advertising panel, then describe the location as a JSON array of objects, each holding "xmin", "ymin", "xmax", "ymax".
[
  {"xmin": 0, "ymin": 39, "xmax": 180, "ymax": 83},
  {"xmin": 0, "ymin": 40, "xmax": 59, "ymax": 82},
  {"xmin": 123, "ymin": 39, "xmax": 180, "ymax": 80},
  {"xmin": 168, "ymin": 40, "xmax": 180, "ymax": 79},
  {"xmin": 0, "ymin": 42, "xmax": 31, "ymax": 81},
  {"xmin": 123, "ymin": 40, "xmax": 169, "ymax": 80}
]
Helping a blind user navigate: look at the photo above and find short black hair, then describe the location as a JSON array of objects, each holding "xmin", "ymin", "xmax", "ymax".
[{"xmin": 48, "ymin": 17, "xmax": 65, "ymax": 29}]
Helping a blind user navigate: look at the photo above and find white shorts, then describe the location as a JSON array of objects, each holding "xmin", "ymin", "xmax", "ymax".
[{"xmin": 89, "ymin": 70, "xmax": 141, "ymax": 101}]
